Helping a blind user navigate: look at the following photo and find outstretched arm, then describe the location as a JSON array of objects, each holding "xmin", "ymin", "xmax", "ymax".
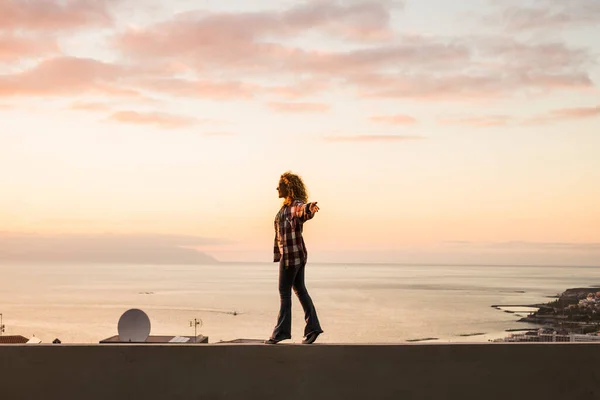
[{"xmin": 292, "ymin": 201, "xmax": 320, "ymax": 222}]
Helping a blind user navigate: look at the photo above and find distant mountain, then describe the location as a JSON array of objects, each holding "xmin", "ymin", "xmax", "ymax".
[{"xmin": 0, "ymin": 233, "xmax": 221, "ymax": 264}]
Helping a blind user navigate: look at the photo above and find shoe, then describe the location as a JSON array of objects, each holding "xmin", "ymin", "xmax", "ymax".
[
  {"xmin": 264, "ymin": 337, "xmax": 287, "ymax": 344},
  {"xmin": 302, "ymin": 331, "xmax": 323, "ymax": 344}
]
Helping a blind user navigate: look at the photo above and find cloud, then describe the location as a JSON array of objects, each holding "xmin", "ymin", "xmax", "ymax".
[
  {"xmin": 0, "ymin": 33, "xmax": 60, "ymax": 61},
  {"xmin": 549, "ymin": 106, "xmax": 600, "ymax": 119},
  {"xmin": 441, "ymin": 105, "xmax": 599, "ymax": 127},
  {"xmin": 0, "ymin": 1, "xmax": 118, "ymax": 64},
  {"xmin": 107, "ymin": 111, "xmax": 199, "ymax": 129},
  {"xmin": 0, "ymin": 56, "xmax": 138, "ymax": 97},
  {"xmin": 336, "ymin": 38, "xmax": 593, "ymax": 100},
  {"xmin": 440, "ymin": 115, "xmax": 513, "ymax": 127},
  {"xmin": 370, "ymin": 114, "xmax": 417, "ymax": 125},
  {"xmin": 267, "ymin": 102, "xmax": 331, "ymax": 113},
  {"xmin": 0, "ymin": 1, "xmax": 595, "ymax": 107},
  {"xmin": 0, "ymin": 56, "xmax": 285, "ymax": 102},
  {"xmin": 0, "ymin": 0, "xmax": 116, "ymax": 32},
  {"xmin": 351, "ymin": 69, "xmax": 592, "ymax": 101},
  {"xmin": 0, "ymin": 232, "xmax": 228, "ymax": 264},
  {"xmin": 324, "ymin": 134, "xmax": 424, "ymax": 142},
  {"xmin": 263, "ymin": 79, "xmax": 331, "ymax": 99},
  {"xmin": 496, "ymin": 1, "xmax": 600, "ymax": 31},
  {"xmin": 111, "ymin": 4, "xmax": 477, "ymax": 83},
  {"xmin": 482, "ymin": 40, "xmax": 591, "ymax": 71},
  {"xmin": 526, "ymin": 105, "xmax": 600, "ymax": 124},
  {"xmin": 288, "ymin": 42, "xmax": 471, "ymax": 76},
  {"xmin": 70, "ymin": 101, "xmax": 113, "ymax": 111},
  {"xmin": 283, "ymin": 0, "xmax": 400, "ymax": 42},
  {"xmin": 112, "ymin": 1, "xmax": 595, "ymax": 102},
  {"xmin": 115, "ymin": 1, "xmax": 396, "ymax": 61},
  {"xmin": 133, "ymin": 77, "xmax": 257, "ymax": 100},
  {"xmin": 69, "ymin": 97, "xmax": 169, "ymax": 112}
]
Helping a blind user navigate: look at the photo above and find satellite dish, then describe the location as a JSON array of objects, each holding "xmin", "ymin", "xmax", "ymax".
[{"xmin": 118, "ymin": 309, "xmax": 151, "ymax": 342}]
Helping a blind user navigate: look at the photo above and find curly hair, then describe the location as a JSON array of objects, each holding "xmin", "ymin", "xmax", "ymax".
[{"xmin": 280, "ymin": 171, "xmax": 308, "ymax": 205}]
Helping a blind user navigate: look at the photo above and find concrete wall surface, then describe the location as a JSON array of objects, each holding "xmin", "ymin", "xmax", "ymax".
[{"xmin": 0, "ymin": 343, "xmax": 598, "ymax": 400}]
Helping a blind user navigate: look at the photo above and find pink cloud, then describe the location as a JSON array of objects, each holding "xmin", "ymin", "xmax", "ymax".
[
  {"xmin": 0, "ymin": 56, "xmax": 136, "ymax": 97},
  {"xmin": 442, "ymin": 106, "xmax": 599, "ymax": 127},
  {"xmin": 319, "ymin": 39, "xmax": 592, "ymax": 100},
  {"xmin": 0, "ymin": 1, "xmax": 595, "ymax": 107},
  {"xmin": 263, "ymin": 79, "xmax": 330, "ymax": 99},
  {"xmin": 0, "ymin": 56, "xmax": 284, "ymax": 102},
  {"xmin": 112, "ymin": 2, "xmax": 413, "ymax": 81},
  {"xmin": 550, "ymin": 106, "xmax": 600, "ymax": 119},
  {"xmin": 370, "ymin": 114, "xmax": 417, "ymax": 125},
  {"xmin": 112, "ymin": 4, "xmax": 593, "ymax": 102},
  {"xmin": 0, "ymin": 0, "xmax": 120, "ymax": 66},
  {"xmin": 0, "ymin": 0, "xmax": 115, "ymax": 31},
  {"xmin": 267, "ymin": 102, "xmax": 330, "ymax": 113},
  {"xmin": 0, "ymin": 33, "xmax": 60, "ymax": 61},
  {"xmin": 69, "ymin": 101, "xmax": 113, "ymax": 111},
  {"xmin": 527, "ymin": 105, "xmax": 600, "ymax": 124},
  {"xmin": 116, "ymin": 1, "xmax": 395, "ymax": 60},
  {"xmin": 134, "ymin": 78, "xmax": 257, "ymax": 100},
  {"xmin": 498, "ymin": 1, "xmax": 600, "ymax": 31},
  {"xmin": 107, "ymin": 111, "xmax": 198, "ymax": 129},
  {"xmin": 283, "ymin": 1, "xmax": 398, "ymax": 42},
  {"xmin": 351, "ymin": 69, "xmax": 592, "ymax": 101},
  {"xmin": 324, "ymin": 134, "xmax": 423, "ymax": 142},
  {"xmin": 439, "ymin": 116, "xmax": 513, "ymax": 127},
  {"xmin": 289, "ymin": 42, "xmax": 471, "ymax": 76},
  {"xmin": 482, "ymin": 40, "xmax": 590, "ymax": 72}
]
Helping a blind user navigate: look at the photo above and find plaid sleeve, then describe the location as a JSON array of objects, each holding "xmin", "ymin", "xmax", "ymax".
[
  {"xmin": 291, "ymin": 201, "xmax": 315, "ymax": 222},
  {"xmin": 273, "ymin": 234, "xmax": 281, "ymax": 262},
  {"xmin": 273, "ymin": 218, "xmax": 281, "ymax": 262}
]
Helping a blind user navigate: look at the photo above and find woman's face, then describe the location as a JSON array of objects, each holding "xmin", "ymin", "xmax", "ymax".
[{"xmin": 277, "ymin": 180, "xmax": 289, "ymax": 198}]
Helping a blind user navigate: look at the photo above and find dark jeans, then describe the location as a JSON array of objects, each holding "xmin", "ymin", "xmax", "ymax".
[{"xmin": 270, "ymin": 261, "xmax": 323, "ymax": 340}]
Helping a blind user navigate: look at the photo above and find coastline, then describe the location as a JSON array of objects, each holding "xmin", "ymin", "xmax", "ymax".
[{"xmin": 489, "ymin": 286, "xmax": 600, "ymax": 342}]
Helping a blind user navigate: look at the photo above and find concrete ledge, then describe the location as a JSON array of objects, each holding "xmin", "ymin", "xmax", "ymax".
[{"xmin": 1, "ymin": 343, "xmax": 598, "ymax": 400}]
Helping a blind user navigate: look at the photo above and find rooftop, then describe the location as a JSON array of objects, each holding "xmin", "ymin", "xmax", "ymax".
[{"xmin": 0, "ymin": 335, "xmax": 29, "ymax": 344}]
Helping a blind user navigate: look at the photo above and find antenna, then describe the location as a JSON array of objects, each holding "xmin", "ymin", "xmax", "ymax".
[
  {"xmin": 118, "ymin": 309, "xmax": 151, "ymax": 343},
  {"xmin": 189, "ymin": 318, "xmax": 203, "ymax": 342}
]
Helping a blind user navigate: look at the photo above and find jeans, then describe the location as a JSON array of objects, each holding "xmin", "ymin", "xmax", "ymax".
[{"xmin": 270, "ymin": 261, "xmax": 323, "ymax": 340}]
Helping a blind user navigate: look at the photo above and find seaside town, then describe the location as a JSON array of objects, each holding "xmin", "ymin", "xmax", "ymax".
[{"xmin": 495, "ymin": 288, "xmax": 600, "ymax": 343}]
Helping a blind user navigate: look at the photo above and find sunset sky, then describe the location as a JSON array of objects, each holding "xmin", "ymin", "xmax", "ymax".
[{"xmin": 1, "ymin": 0, "xmax": 599, "ymax": 265}]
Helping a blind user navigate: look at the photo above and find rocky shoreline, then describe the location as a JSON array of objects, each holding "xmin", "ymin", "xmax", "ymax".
[{"xmin": 516, "ymin": 287, "xmax": 600, "ymax": 334}]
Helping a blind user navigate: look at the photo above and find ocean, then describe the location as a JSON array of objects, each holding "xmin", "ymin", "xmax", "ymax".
[{"xmin": 1, "ymin": 262, "xmax": 598, "ymax": 344}]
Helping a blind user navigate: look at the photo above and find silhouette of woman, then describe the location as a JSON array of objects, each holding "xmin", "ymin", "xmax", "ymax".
[{"xmin": 265, "ymin": 171, "xmax": 324, "ymax": 344}]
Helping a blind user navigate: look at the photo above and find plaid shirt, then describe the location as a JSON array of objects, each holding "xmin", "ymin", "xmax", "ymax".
[{"xmin": 273, "ymin": 200, "xmax": 316, "ymax": 268}]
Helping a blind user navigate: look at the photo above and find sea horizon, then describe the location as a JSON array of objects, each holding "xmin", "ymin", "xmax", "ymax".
[{"xmin": 4, "ymin": 260, "xmax": 600, "ymax": 268}]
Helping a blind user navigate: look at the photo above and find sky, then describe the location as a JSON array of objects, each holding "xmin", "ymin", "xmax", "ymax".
[{"xmin": 1, "ymin": 0, "xmax": 599, "ymax": 266}]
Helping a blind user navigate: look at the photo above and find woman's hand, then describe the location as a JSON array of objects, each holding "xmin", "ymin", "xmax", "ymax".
[{"xmin": 309, "ymin": 202, "xmax": 320, "ymax": 213}]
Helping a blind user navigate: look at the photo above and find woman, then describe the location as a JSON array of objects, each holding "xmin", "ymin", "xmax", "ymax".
[{"xmin": 265, "ymin": 171, "xmax": 324, "ymax": 344}]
